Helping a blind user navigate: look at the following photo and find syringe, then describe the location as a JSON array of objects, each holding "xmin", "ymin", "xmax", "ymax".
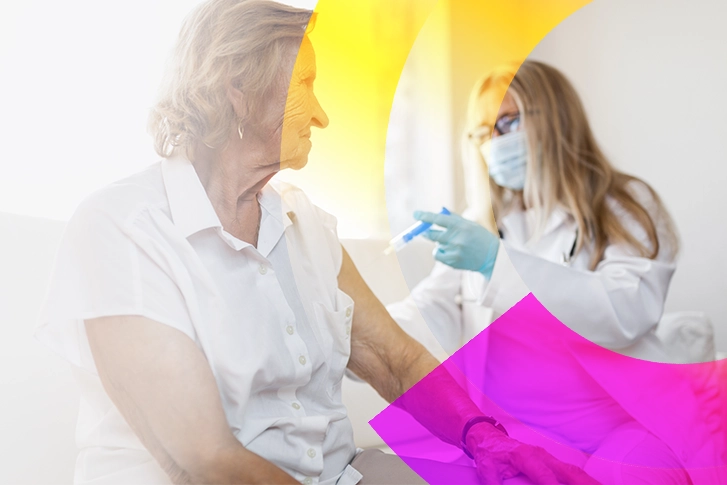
[{"xmin": 384, "ymin": 207, "xmax": 451, "ymax": 255}]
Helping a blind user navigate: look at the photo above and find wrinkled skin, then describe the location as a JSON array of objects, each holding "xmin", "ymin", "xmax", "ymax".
[
  {"xmin": 467, "ymin": 423, "xmax": 601, "ymax": 485},
  {"xmin": 280, "ymin": 36, "xmax": 329, "ymax": 170}
]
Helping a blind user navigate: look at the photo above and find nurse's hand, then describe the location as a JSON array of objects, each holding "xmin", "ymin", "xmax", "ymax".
[
  {"xmin": 414, "ymin": 211, "xmax": 500, "ymax": 279},
  {"xmin": 466, "ymin": 422, "xmax": 601, "ymax": 485}
]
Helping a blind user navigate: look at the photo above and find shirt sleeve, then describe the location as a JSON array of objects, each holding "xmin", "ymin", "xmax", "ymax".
[
  {"xmin": 311, "ymin": 204, "xmax": 343, "ymax": 275},
  {"xmin": 35, "ymin": 198, "xmax": 196, "ymax": 372}
]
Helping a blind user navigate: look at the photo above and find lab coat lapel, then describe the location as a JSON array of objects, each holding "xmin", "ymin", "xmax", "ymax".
[
  {"xmin": 499, "ymin": 207, "xmax": 569, "ymax": 239},
  {"xmin": 498, "ymin": 211, "xmax": 528, "ymax": 251},
  {"xmin": 499, "ymin": 207, "xmax": 575, "ymax": 262},
  {"xmin": 539, "ymin": 207, "xmax": 570, "ymax": 238}
]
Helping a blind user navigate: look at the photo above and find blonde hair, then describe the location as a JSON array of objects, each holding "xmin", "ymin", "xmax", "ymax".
[
  {"xmin": 148, "ymin": 0, "xmax": 314, "ymax": 158},
  {"xmin": 466, "ymin": 60, "xmax": 679, "ymax": 270}
]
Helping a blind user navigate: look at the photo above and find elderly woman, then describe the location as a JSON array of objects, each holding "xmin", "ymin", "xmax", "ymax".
[{"xmin": 35, "ymin": 1, "xmax": 599, "ymax": 484}]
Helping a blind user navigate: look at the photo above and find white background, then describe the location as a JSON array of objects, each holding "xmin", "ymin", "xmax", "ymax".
[{"xmin": 0, "ymin": 0, "xmax": 316, "ymax": 221}]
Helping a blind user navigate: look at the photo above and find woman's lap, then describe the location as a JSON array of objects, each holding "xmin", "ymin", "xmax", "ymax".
[{"xmin": 351, "ymin": 449, "xmax": 427, "ymax": 484}]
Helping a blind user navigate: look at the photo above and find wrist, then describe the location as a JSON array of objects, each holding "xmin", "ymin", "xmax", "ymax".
[
  {"xmin": 460, "ymin": 415, "xmax": 508, "ymax": 459},
  {"xmin": 477, "ymin": 239, "xmax": 500, "ymax": 278}
]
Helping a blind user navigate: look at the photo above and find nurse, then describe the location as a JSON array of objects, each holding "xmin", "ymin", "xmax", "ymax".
[
  {"xmin": 388, "ymin": 61, "xmax": 698, "ymax": 484},
  {"xmin": 398, "ymin": 60, "xmax": 679, "ymax": 360}
]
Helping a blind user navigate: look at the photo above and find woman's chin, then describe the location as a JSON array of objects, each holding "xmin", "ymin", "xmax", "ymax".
[{"xmin": 281, "ymin": 154, "xmax": 310, "ymax": 171}]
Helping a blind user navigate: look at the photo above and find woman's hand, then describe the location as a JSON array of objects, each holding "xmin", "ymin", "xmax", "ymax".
[
  {"xmin": 414, "ymin": 211, "xmax": 500, "ymax": 278},
  {"xmin": 466, "ymin": 423, "xmax": 601, "ymax": 485}
]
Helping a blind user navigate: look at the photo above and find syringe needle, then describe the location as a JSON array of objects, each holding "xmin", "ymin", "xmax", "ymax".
[{"xmin": 384, "ymin": 207, "xmax": 451, "ymax": 255}]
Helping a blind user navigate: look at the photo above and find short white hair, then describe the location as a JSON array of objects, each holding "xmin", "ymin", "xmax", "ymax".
[{"xmin": 148, "ymin": 0, "xmax": 314, "ymax": 157}]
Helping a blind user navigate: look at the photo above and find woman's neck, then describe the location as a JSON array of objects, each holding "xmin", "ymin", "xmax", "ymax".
[{"xmin": 191, "ymin": 142, "xmax": 279, "ymax": 246}]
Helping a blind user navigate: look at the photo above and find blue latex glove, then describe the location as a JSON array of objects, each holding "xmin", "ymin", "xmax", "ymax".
[{"xmin": 413, "ymin": 210, "xmax": 500, "ymax": 279}]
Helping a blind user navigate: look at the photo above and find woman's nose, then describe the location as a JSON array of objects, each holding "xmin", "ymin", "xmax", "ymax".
[{"xmin": 311, "ymin": 92, "xmax": 329, "ymax": 129}]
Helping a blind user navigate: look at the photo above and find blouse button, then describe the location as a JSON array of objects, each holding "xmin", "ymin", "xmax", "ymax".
[
  {"xmin": 258, "ymin": 265, "xmax": 267, "ymax": 275},
  {"xmin": 286, "ymin": 326, "xmax": 294, "ymax": 335},
  {"xmin": 299, "ymin": 355, "xmax": 307, "ymax": 366},
  {"xmin": 292, "ymin": 402, "xmax": 301, "ymax": 410},
  {"xmin": 345, "ymin": 307, "xmax": 352, "ymax": 318},
  {"xmin": 307, "ymin": 448, "xmax": 316, "ymax": 458},
  {"xmin": 303, "ymin": 478, "xmax": 313, "ymax": 485}
]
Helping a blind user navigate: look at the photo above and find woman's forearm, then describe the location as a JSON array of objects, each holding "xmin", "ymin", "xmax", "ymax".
[
  {"xmin": 392, "ymin": 344, "xmax": 490, "ymax": 448},
  {"xmin": 339, "ymin": 245, "xmax": 488, "ymax": 446},
  {"xmin": 188, "ymin": 445, "xmax": 298, "ymax": 485}
]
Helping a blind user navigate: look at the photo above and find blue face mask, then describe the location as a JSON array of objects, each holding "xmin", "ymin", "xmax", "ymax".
[{"xmin": 480, "ymin": 130, "xmax": 528, "ymax": 190}]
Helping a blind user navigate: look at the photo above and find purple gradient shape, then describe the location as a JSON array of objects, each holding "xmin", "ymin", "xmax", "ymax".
[{"xmin": 370, "ymin": 294, "xmax": 727, "ymax": 484}]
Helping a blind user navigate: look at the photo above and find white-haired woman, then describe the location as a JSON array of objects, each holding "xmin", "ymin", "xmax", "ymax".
[
  {"xmin": 35, "ymin": 3, "xmax": 598, "ymax": 485},
  {"xmin": 388, "ymin": 61, "xmax": 720, "ymax": 484}
]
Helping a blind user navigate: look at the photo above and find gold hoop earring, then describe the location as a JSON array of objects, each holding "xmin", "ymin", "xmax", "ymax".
[{"xmin": 237, "ymin": 119, "xmax": 244, "ymax": 140}]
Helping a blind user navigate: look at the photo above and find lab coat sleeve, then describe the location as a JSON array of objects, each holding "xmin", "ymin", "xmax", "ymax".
[
  {"xmin": 504, "ymin": 245, "xmax": 675, "ymax": 349},
  {"xmin": 499, "ymin": 184, "xmax": 677, "ymax": 350},
  {"xmin": 478, "ymin": 243, "xmax": 531, "ymax": 316},
  {"xmin": 386, "ymin": 262, "xmax": 465, "ymax": 357}
]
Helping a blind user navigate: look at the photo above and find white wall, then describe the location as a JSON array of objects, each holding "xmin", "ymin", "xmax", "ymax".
[
  {"xmin": 0, "ymin": 213, "xmax": 77, "ymax": 484},
  {"xmin": 529, "ymin": 0, "xmax": 727, "ymax": 351},
  {"xmin": 384, "ymin": 0, "xmax": 454, "ymax": 236}
]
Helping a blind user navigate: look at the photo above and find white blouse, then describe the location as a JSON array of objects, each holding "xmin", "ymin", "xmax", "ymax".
[{"xmin": 36, "ymin": 156, "xmax": 362, "ymax": 485}]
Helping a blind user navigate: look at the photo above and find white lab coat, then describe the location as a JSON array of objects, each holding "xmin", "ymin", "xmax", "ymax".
[{"xmin": 388, "ymin": 181, "xmax": 677, "ymax": 362}]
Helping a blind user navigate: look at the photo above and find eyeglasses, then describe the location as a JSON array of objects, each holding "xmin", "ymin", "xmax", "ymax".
[{"xmin": 468, "ymin": 112, "xmax": 521, "ymax": 146}]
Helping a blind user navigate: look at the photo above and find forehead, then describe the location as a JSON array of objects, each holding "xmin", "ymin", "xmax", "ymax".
[
  {"xmin": 293, "ymin": 36, "xmax": 316, "ymax": 75},
  {"xmin": 497, "ymin": 92, "xmax": 519, "ymax": 117},
  {"xmin": 471, "ymin": 72, "xmax": 514, "ymax": 127}
]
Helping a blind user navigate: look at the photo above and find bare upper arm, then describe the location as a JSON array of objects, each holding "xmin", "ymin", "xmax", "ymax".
[
  {"xmin": 337, "ymin": 246, "xmax": 437, "ymax": 401},
  {"xmin": 85, "ymin": 316, "xmax": 239, "ymax": 483}
]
